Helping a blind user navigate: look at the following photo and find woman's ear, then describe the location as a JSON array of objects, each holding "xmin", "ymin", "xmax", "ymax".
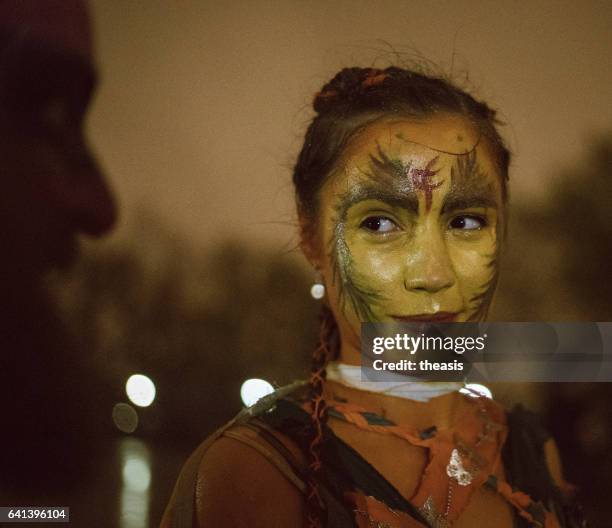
[{"xmin": 298, "ymin": 214, "xmax": 323, "ymax": 270}]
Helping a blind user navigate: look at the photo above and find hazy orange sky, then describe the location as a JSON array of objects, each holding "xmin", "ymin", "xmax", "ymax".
[{"xmin": 88, "ymin": 0, "xmax": 612, "ymax": 254}]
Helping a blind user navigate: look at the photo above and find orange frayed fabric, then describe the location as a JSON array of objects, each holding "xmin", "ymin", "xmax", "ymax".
[
  {"xmin": 348, "ymin": 492, "xmax": 427, "ymax": 528},
  {"xmin": 326, "ymin": 396, "xmax": 561, "ymax": 528}
]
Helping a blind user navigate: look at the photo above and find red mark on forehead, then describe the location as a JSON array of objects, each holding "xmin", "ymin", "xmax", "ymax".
[{"xmin": 410, "ymin": 157, "xmax": 442, "ymax": 211}]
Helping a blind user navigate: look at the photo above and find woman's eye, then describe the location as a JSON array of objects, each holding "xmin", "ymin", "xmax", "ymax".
[
  {"xmin": 449, "ymin": 215, "xmax": 486, "ymax": 230},
  {"xmin": 360, "ymin": 216, "xmax": 398, "ymax": 233}
]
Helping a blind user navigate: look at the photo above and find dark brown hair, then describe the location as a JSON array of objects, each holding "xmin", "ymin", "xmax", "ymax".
[{"xmin": 293, "ymin": 66, "xmax": 510, "ymax": 527}]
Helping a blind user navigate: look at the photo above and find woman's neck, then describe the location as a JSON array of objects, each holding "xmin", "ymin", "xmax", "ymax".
[
  {"xmin": 332, "ymin": 331, "xmax": 465, "ymax": 426},
  {"xmin": 324, "ymin": 378, "xmax": 465, "ymax": 431},
  {"xmin": 326, "ymin": 361, "xmax": 462, "ymax": 401}
]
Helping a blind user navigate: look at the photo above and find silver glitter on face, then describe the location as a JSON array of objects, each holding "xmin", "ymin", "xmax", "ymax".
[
  {"xmin": 329, "ymin": 192, "xmax": 386, "ymax": 322},
  {"xmin": 333, "ymin": 215, "xmax": 350, "ymax": 285}
]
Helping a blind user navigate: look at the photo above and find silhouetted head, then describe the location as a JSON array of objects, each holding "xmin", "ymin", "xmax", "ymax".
[{"xmin": 0, "ymin": 0, "xmax": 116, "ymax": 274}]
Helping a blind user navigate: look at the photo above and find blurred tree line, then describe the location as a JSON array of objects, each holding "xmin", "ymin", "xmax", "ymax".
[
  {"xmin": 51, "ymin": 210, "xmax": 319, "ymax": 447},
  {"xmin": 48, "ymin": 135, "xmax": 611, "ymax": 524},
  {"xmin": 493, "ymin": 134, "xmax": 612, "ymax": 526},
  {"xmin": 494, "ymin": 134, "xmax": 612, "ymax": 321}
]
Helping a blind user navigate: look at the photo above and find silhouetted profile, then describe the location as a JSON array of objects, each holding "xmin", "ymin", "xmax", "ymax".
[{"xmin": 0, "ymin": 0, "xmax": 116, "ymax": 499}]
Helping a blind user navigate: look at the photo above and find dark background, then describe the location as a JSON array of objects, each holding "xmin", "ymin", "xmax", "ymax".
[{"xmin": 5, "ymin": 1, "xmax": 612, "ymax": 527}]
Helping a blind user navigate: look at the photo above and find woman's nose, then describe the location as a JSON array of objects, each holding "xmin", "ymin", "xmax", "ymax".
[{"xmin": 403, "ymin": 230, "xmax": 455, "ymax": 293}]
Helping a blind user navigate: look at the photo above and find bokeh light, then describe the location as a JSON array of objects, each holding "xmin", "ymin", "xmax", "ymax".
[
  {"xmin": 240, "ymin": 378, "xmax": 274, "ymax": 407},
  {"xmin": 125, "ymin": 374, "xmax": 156, "ymax": 407},
  {"xmin": 120, "ymin": 438, "xmax": 151, "ymax": 528},
  {"xmin": 122, "ymin": 457, "xmax": 151, "ymax": 493},
  {"xmin": 112, "ymin": 402, "xmax": 139, "ymax": 433}
]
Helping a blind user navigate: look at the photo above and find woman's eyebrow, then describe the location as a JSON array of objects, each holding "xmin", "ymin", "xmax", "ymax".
[
  {"xmin": 441, "ymin": 188, "xmax": 498, "ymax": 213},
  {"xmin": 335, "ymin": 183, "xmax": 419, "ymax": 216},
  {"xmin": 443, "ymin": 150, "xmax": 499, "ymax": 213}
]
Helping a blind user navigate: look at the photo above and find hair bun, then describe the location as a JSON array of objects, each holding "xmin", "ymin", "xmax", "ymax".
[{"xmin": 313, "ymin": 67, "xmax": 389, "ymax": 114}]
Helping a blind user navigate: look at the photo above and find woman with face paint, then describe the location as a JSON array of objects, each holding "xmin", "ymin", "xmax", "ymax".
[{"xmin": 162, "ymin": 68, "xmax": 587, "ymax": 528}]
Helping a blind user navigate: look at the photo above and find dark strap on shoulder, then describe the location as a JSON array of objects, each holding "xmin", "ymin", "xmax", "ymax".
[
  {"xmin": 242, "ymin": 419, "xmax": 356, "ymax": 527},
  {"xmin": 503, "ymin": 405, "xmax": 589, "ymax": 528},
  {"xmin": 244, "ymin": 419, "xmax": 307, "ymax": 480},
  {"xmin": 503, "ymin": 404, "xmax": 553, "ymax": 503},
  {"xmin": 259, "ymin": 398, "xmax": 428, "ymax": 525}
]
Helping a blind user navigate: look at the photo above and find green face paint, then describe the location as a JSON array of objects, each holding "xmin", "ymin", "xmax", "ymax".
[
  {"xmin": 328, "ymin": 187, "xmax": 387, "ymax": 322},
  {"xmin": 312, "ymin": 116, "xmax": 505, "ymax": 362},
  {"xmin": 449, "ymin": 150, "xmax": 501, "ymax": 322}
]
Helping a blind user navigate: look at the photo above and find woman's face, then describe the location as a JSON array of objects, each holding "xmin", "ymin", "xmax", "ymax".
[{"xmin": 307, "ymin": 114, "xmax": 505, "ymax": 351}]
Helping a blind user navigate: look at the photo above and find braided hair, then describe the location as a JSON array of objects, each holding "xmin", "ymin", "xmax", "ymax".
[{"xmin": 293, "ymin": 66, "xmax": 511, "ymax": 527}]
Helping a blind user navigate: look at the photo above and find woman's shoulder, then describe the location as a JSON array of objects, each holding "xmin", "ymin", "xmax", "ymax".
[
  {"xmin": 192, "ymin": 424, "xmax": 306, "ymax": 527},
  {"xmin": 161, "ymin": 381, "xmax": 310, "ymax": 528}
]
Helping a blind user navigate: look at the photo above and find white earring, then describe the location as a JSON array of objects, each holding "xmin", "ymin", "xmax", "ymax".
[{"xmin": 310, "ymin": 272, "xmax": 325, "ymax": 300}]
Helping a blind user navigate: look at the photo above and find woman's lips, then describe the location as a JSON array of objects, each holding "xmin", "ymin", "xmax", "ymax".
[{"xmin": 391, "ymin": 312, "xmax": 459, "ymax": 323}]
